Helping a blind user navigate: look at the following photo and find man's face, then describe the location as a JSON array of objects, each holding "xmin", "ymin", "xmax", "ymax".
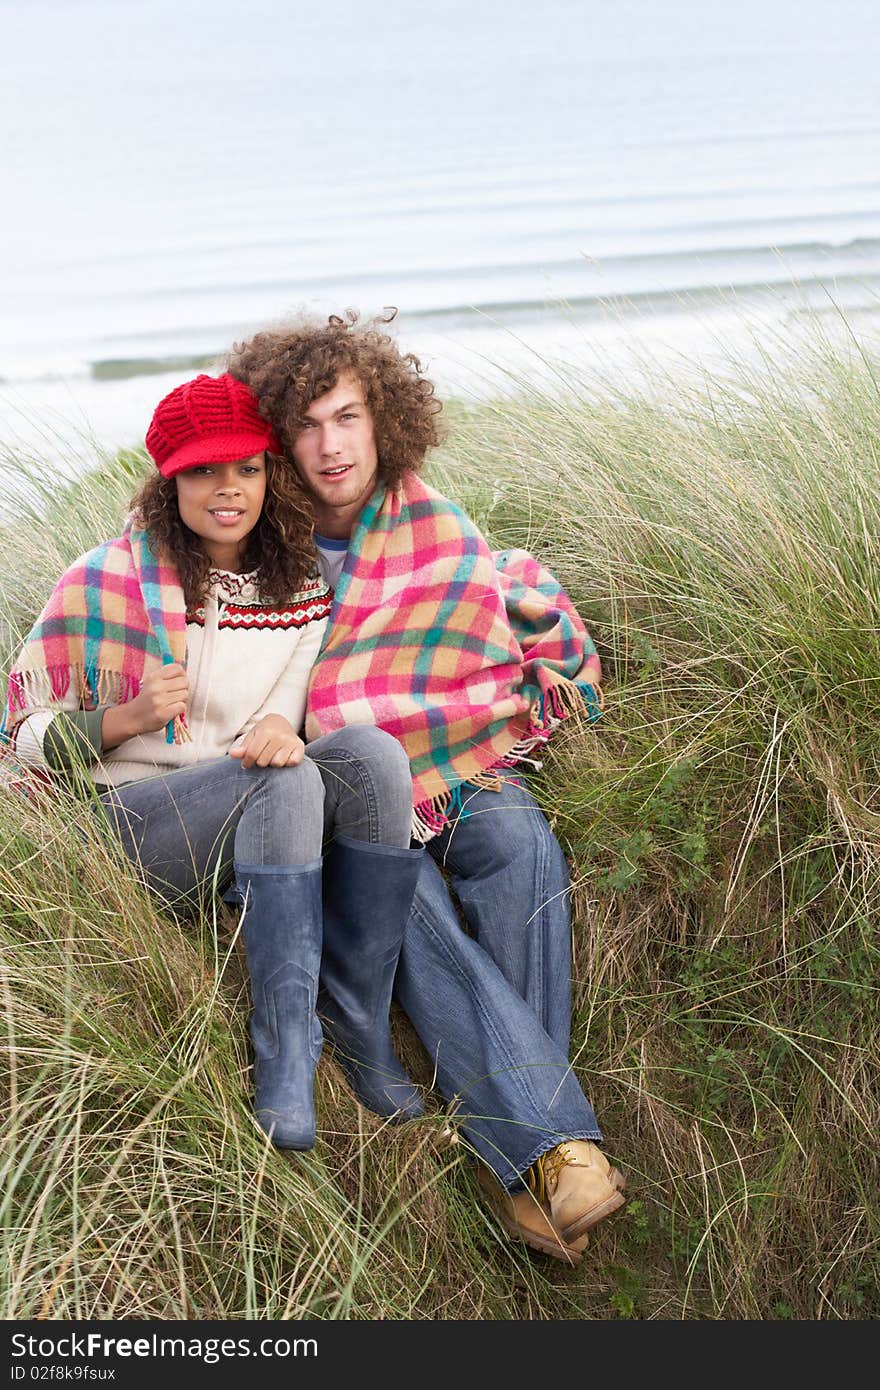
[{"xmin": 291, "ymin": 371, "xmax": 379, "ymax": 538}]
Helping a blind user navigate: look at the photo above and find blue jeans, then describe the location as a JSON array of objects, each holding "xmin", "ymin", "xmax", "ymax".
[
  {"xmin": 396, "ymin": 778, "xmax": 602, "ymax": 1190},
  {"xmin": 96, "ymin": 725, "xmax": 413, "ymax": 906},
  {"xmin": 397, "ymin": 854, "xmax": 601, "ymax": 1190},
  {"xmin": 426, "ymin": 779, "xmax": 572, "ymax": 1053}
]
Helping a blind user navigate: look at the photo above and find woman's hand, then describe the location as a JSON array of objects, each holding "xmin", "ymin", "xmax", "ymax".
[
  {"xmin": 229, "ymin": 714, "xmax": 305, "ymax": 769},
  {"xmin": 102, "ymin": 663, "xmax": 189, "ymax": 748}
]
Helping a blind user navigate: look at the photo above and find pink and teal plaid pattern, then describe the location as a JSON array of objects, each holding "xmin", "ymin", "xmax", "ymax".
[
  {"xmin": 304, "ymin": 474, "xmax": 601, "ymax": 838},
  {"xmin": 3, "ymin": 526, "xmax": 188, "ymax": 745}
]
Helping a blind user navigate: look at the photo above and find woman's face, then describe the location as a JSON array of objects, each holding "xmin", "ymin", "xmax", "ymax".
[{"xmin": 175, "ymin": 454, "xmax": 267, "ymax": 570}]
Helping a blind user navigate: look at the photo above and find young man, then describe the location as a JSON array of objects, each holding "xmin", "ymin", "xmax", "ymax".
[{"xmin": 228, "ymin": 313, "xmax": 626, "ymax": 1264}]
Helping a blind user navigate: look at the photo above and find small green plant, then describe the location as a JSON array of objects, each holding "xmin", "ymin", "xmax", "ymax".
[{"xmin": 608, "ymin": 1265, "xmax": 649, "ymax": 1319}]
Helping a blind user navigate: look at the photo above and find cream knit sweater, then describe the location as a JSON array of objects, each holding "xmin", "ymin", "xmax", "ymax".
[{"xmin": 12, "ymin": 569, "xmax": 332, "ymax": 787}]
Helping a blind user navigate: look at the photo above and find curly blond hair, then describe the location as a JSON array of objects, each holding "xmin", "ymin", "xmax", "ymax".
[{"xmin": 227, "ymin": 310, "xmax": 444, "ymax": 489}]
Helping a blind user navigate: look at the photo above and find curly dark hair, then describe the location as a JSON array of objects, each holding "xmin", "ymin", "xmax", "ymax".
[
  {"xmin": 130, "ymin": 455, "xmax": 317, "ymax": 610},
  {"xmin": 226, "ymin": 309, "xmax": 444, "ymax": 489}
]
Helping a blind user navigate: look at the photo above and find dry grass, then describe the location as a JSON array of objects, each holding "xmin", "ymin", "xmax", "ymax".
[{"xmin": 2, "ymin": 323, "xmax": 878, "ymax": 1318}]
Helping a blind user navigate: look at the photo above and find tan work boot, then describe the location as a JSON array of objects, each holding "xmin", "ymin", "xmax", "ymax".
[
  {"xmin": 531, "ymin": 1141, "xmax": 627, "ymax": 1247},
  {"xmin": 477, "ymin": 1165, "xmax": 581, "ymax": 1265}
]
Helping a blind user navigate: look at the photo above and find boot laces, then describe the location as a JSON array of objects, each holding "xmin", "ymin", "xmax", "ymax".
[{"xmin": 526, "ymin": 1142, "xmax": 575, "ymax": 1203}]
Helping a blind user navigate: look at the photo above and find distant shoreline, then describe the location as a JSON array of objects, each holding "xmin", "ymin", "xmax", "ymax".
[
  {"xmin": 1, "ymin": 297, "xmax": 879, "ymax": 470},
  {"xmin": 91, "ymin": 353, "xmax": 222, "ymax": 383}
]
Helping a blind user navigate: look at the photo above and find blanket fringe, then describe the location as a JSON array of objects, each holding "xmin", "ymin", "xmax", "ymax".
[
  {"xmin": 4, "ymin": 664, "xmax": 191, "ymax": 746},
  {"xmin": 539, "ymin": 678, "xmax": 604, "ymax": 724},
  {"xmin": 410, "ymin": 681, "xmax": 602, "ymax": 841},
  {"xmin": 411, "ymin": 792, "xmax": 453, "ymax": 843},
  {"xmin": 168, "ymin": 713, "xmax": 191, "ymax": 745},
  {"xmin": 7, "ymin": 664, "xmax": 141, "ymax": 716}
]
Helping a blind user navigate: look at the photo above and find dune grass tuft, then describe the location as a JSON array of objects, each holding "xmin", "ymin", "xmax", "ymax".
[{"xmin": 2, "ymin": 327, "xmax": 878, "ymax": 1318}]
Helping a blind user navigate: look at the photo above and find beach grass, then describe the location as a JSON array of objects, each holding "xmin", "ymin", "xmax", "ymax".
[{"xmin": 1, "ymin": 327, "xmax": 878, "ymax": 1320}]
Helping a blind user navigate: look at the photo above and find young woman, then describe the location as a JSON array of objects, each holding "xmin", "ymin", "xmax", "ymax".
[{"xmin": 2, "ymin": 372, "xmax": 424, "ymax": 1148}]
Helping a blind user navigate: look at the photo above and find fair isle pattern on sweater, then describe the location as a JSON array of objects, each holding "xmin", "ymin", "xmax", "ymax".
[
  {"xmin": 305, "ymin": 474, "xmax": 602, "ymax": 841},
  {"xmin": 186, "ymin": 575, "xmax": 333, "ymax": 631}
]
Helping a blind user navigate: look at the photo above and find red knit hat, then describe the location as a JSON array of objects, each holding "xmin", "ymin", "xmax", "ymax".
[{"xmin": 145, "ymin": 373, "xmax": 281, "ymax": 478}]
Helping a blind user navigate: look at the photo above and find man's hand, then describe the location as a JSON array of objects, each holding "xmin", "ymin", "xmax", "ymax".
[
  {"xmin": 102, "ymin": 663, "xmax": 189, "ymax": 749},
  {"xmin": 229, "ymin": 714, "xmax": 305, "ymax": 769}
]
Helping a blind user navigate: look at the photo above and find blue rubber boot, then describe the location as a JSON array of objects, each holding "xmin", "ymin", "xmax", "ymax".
[
  {"xmin": 235, "ymin": 859, "xmax": 324, "ymax": 1149},
  {"xmin": 319, "ymin": 836, "xmax": 424, "ymax": 1119}
]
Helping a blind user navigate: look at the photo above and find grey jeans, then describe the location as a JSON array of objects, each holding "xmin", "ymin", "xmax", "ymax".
[{"xmin": 96, "ymin": 725, "xmax": 413, "ymax": 909}]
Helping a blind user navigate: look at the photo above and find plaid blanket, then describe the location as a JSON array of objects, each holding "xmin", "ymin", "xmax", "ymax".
[
  {"xmin": 2, "ymin": 526, "xmax": 189, "ymax": 748},
  {"xmin": 305, "ymin": 474, "xmax": 602, "ymax": 840}
]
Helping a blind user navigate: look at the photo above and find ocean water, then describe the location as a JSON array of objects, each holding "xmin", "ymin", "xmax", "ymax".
[{"xmin": 2, "ymin": 0, "xmax": 880, "ymax": 447}]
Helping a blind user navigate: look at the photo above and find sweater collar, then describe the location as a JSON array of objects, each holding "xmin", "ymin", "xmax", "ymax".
[{"xmin": 207, "ymin": 568, "xmax": 260, "ymax": 602}]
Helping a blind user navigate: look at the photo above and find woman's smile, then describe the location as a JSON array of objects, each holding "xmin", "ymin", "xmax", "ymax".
[{"xmin": 175, "ymin": 455, "xmax": 267, "ymax": 566}]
